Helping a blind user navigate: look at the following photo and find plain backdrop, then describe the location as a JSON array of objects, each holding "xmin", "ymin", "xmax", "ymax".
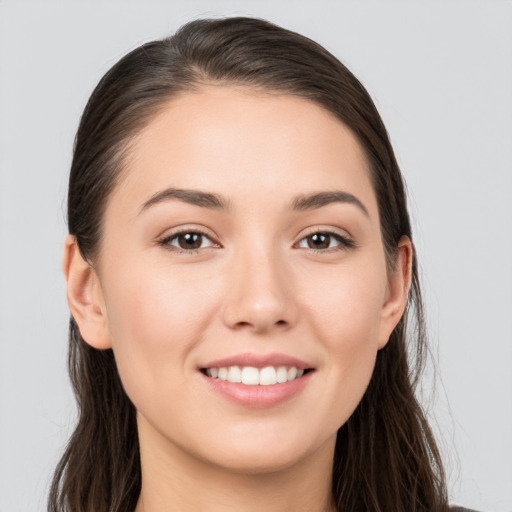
[{"xmin": 0, "ymin": 1, "xmax": 511, "ymax": 511}]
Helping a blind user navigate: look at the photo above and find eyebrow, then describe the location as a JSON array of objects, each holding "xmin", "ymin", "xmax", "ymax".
[
  {"xmin": 140, "ymin": 188, "xmax": 232, "ymax": 213},
  {"xmin": 291, "ymin": 191, "xmax": 369, "ymax": 217},
  {"xmin": 139, "ymin": 187, "xmax": 369, "ymax": 217}
]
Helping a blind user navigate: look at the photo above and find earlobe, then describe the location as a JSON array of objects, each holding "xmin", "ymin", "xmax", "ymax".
[
  {"xmin": 62, "ymin": 234, "xmax": 112, "ymax": 350},
  {"xmin": 377, "ymin": 236, "xmax": 413, "ymax": 349}
]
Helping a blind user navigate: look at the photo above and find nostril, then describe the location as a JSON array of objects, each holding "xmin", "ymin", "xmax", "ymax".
[{"xmin": 234, "ymin": 321, "xmax": 251, "ymax": 329}]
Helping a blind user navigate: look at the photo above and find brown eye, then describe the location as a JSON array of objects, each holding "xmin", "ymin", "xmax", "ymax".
[
  {"xmin": 177, "ymin": 232, "xmax": 203, "ymax": 249},
  {"xmin": 297, "ymin": 231, "xmax": 354, "ymax": 251},
  {"xmin": 160, "ymin": 231, "xmax": 216, "ymax": 252},
  {"xmin": 307, "ymin": 233, "xmax": 331, "ymax": 249}
]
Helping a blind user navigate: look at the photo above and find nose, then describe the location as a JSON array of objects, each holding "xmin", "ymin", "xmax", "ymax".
[{"xmin": 222, "ymin": 245, "xmax": 299, "ymax": 334}]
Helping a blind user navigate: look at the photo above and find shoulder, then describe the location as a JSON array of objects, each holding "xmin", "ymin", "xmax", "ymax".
[{"xmin": 451, "ymin": 507, "xmax": 480, "ymax": 512}]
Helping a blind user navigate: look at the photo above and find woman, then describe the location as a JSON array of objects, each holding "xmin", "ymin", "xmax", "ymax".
[{"xmin": 49, "ymin": 17, "xmax": 475, "ymax": 512}]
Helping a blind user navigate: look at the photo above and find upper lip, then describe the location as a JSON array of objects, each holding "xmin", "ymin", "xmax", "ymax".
[{"xmin": 201, "ymin": 352, "xmax": 313, "ymax": 370}]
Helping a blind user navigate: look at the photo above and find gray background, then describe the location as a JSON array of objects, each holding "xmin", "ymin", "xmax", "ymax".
[{"xmin": 1, "ymin": 1, "xmax": 511, "ymax": 511}]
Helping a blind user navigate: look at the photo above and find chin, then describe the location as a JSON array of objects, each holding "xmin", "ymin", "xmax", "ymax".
[
  {"xmin": 197, "ymin": 427, "xmax": 334, "ymax": 476},
  {"xmin": 208, "ymin": 447, "xmax": 309, "ymax": 476}
]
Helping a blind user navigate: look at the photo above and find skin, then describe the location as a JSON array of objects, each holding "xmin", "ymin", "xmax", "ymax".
[{"xmin": 63, "ymin": 86, "xmax": 412, "ymax": 512}]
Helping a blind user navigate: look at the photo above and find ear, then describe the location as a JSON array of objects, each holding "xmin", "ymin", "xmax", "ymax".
[
  {"xmin": 377, "ymin": 236, "xmax": 413, "ymax": 349},
  {"xmin": 62, "ymin": 234, "xmax": 112, "ymax": 349}
]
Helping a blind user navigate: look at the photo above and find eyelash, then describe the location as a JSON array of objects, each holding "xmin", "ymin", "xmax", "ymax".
[
  {"xmin": 157, "ymin": 229, "xmax": 356, "ymax": 255},
  {"xmin": 157, "ymin": 229, "xmax": 218, "ymax": 255}
]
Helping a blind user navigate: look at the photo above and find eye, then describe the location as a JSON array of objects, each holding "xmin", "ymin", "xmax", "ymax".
[
  {"xmin": 296, "ymin": 231, "xmax": 354, "ymax": 251},
  {"xmin": 159, "ymin": 230, "xmax": 217, "ymax": 253}
]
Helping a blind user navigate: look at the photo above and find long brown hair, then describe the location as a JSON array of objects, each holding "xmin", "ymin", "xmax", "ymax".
[{"xmin": 49, "ymin": 17, "xmax": 449, "ymax": 512}]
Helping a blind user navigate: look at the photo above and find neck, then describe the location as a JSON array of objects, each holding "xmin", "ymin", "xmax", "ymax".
[{"xmin": 134, "ymin": 417, "xmax": 337, "ymax": 512}]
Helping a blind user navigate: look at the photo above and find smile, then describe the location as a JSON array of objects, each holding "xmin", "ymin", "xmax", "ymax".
[
  {"xmin": 199, "ymin": 353, "xmax": 315, "ymax": 408},
  {"xmin": 203, "ymin": 366, "xmax": 307, "ymax": 385}
]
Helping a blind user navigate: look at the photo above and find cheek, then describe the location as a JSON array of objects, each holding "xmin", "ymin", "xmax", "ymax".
[
  {"xmin": 100, "ymin": 259, "xmax": 221, "ymax": 403},
  {"xmin": 300, "ymin": 260, "xmax": 387, "ymax": 423},
  {"xmin": 303, "ymin": 258, "xmax": 387, "ymax": 347}
]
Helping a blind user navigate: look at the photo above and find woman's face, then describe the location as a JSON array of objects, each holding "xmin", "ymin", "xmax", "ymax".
[{"xmin": 71, "ymin": 86, "xmax": 409, "ymax": 474}]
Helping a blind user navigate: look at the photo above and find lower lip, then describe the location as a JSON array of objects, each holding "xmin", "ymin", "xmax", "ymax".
[{"xmin": 200, "ymin": 371, "xmax": 313, "ymax": 408}]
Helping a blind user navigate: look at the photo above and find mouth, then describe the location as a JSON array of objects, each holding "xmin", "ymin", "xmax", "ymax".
[
  {"xmin": 198, "ymin": 353, "xmax": 315, "ymax": 407},
  {"xmin": 200, "ymin": 365, "xmax": 314, "ymax": 385}
]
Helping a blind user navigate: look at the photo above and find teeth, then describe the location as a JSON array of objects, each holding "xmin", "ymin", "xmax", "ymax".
[
  {"xmin": 227, "ymin": 366, "xmax": 242, "ymax": 383},
  {"xmin": 242, "ymin": 367, "xmax": 260, "ymax": 385},
  {"xmin": 287, "ymin": 367, "xmax": 297, "ymax": 380},
  {"xmin": 276, "ymin": 366, "xmax": 288, "ymax": 383},
  {"xmin": 205, "ymin": 365, "xmax": 307, "ymax": 385},
  {"xmin": 259, "ymin": 366, "xmax": 277, "ymax": 386}
]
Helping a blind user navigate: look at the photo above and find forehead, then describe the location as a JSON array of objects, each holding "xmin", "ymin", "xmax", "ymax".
[{"xmin": 113, "ymin": 86, "xmax": 378, "ymax": 218}]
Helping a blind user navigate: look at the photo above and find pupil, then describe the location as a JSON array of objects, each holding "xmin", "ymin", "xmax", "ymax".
[
  {"xmin": 179, "ymin": 233, "xmax": 202, "ymax": 249},
  {"xmin": 309, "ymin": 233, "xmax": 330, "ymax": 249}
]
